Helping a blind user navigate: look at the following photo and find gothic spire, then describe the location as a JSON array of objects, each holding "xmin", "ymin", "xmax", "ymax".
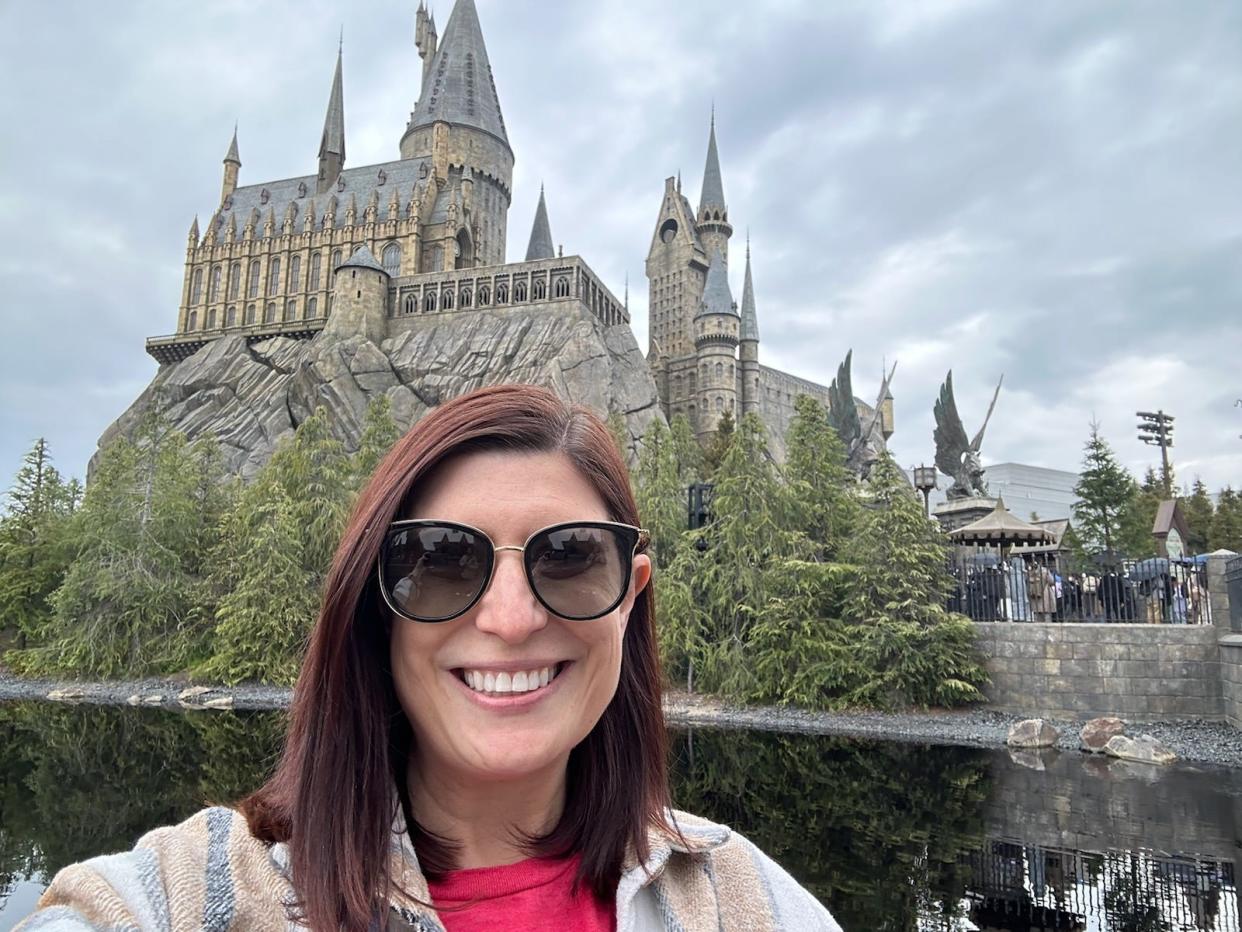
[
  {"xmin": 317, "ymin": 44, "xmax": 346, "ymax": 193},
  {"xmin": 224, "ymin": 123, "xmax": 240, "ymax": 165},
  {"xmin": 409, "ymin": 0, "xmax": 509, "ymax": 148},
  {"xmin": 695, "ymin": 250, "xmax": 737, "ymax": 319},
  {"xmin": 525, "ymin": 185, "xmax": 555, "ymax": 261},
  {"xmin": 740, "ymin": 238, "xmax": 759, "ymax": 342},
  {"xmin": 698, "ymin": 110, "xmax": 726, "ymax": 217}
]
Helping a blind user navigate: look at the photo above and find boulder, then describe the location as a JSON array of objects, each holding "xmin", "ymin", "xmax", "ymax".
[
  {"xmin": 202, "ymin": 696, "xmax": 235, "ymax": 710},
  {"xmin": 1079, "ymin": 716, "xmax": 1126, "ymax": 752},
  {"xmin": 46, "ymin": 688, "xmax": 86, "ymax": 703},
  {"xmin": 1103, "ymin": 734, "xmax": 1177, "ymax": 765},
  {"xmin": 1006, "ymin": 718, "xmax": 1060, "ymax": 748}
]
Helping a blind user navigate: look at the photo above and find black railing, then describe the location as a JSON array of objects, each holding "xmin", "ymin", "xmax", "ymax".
[
  {"xmin": 1227, "ymin": 555, "xmax": 1242, "ymax": 633},
  {"xmin": 947, "ymin": 555, "xmax": 1213, "ymax": 624}
]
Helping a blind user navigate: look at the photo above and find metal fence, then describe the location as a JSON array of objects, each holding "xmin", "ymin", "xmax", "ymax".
[
  {"xmin": 947, "ymin": 554, "xmax": 1213, "ymax": 624},
  {"xmin": 1229, "ymin": 555, "xmax": 1242, "ymax": 633}
]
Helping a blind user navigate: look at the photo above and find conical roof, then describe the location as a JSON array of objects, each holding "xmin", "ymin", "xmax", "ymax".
[
  {"xmin": 948, "ymin": 498, "xmax": 1056, "ymax": 546},
  {"xmin": 525, "ymin": 186, "xmax": 554, "ymax": 261},
  {"xmin": 319, "ymin": 48, "xmax": 346, "ymax": 160},
  {"xmin": 740, "ymin": 242, "xmax": 759, "ymax": 341},
  {"xmin": 695, "ymin": 250, "xmax": 737, "ymax": 319},
  {"xmin": 410, "ymin": 0, "xmax": 509, "ymax": 147},
  {"xmin": 698, "ymin": 113, "xmax": 726, "ymax": 216},
  {"xmin": 337, "ymin": 244, "xmax": 388, "ymax": 276},
  {"xmin": 224, "ymin": 125, "xmax": 240, "ymax": 164}
]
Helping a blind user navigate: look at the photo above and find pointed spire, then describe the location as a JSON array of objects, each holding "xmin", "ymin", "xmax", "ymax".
[
  {"xmin": 224, "ymin": 123, "xmax": 241, "ymax": 165},
  {"xmin": 410, "ymin": 0, "xmax": 510, "ymax": 147},
  {"xmin": 317, "ymin": 43, "xmax": 346, "ymax": 193},
  {"xmin": 525, "ymin": 184, "xmax": 555, "ymax": 261},
  {"xmin": 188, "ymin": 215, "xmax": 200, "ymax": 242},
  {"xmin": 740, "ymin": 236, "xmax": 759, "ymax": 342},
  {"xmin": 696, "ymin": 250, "xmax": 737, "ymax": 319},
  {"xmin": 698, "ymin": 111, "xmax": 726, "ymax": 217}
]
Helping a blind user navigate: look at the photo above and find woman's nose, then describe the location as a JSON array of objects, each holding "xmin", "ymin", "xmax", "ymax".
[{"xmin": 471, "ymin": 552, "xmax": 547, "ymax": 642}]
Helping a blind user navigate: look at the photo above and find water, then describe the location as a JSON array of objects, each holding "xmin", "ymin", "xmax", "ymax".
[{"xmin": 0, "ymin": 703, "xmax": 1238, "ymax": 931}]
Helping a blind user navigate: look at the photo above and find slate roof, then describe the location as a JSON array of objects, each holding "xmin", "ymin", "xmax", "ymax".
[
  {"xmin": 525, "ymin": 186, "xmax": 555, "ymax": 261},
  {"xmin": 740, "ymin": 245, "xmax": 759, "ymax": 341},
  {"xmin": 319, "ymin": 49, "xmax": 345, "ymax": 160},
  {"xmin": 695, "ymin": 250, "xmax": 737, "ymax": 319},
  {"xmin": 338, "ymin": 244, "xmax": 387, "ymax": 275},
  {"xmin": 410, "ymin": 0, "xmax": 510, "ymax": 148},
  {"xmin": 698, "ymin": 116, "xmax": 726, "ymax": 215}
]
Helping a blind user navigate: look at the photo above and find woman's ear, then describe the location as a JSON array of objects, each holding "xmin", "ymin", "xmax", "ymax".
[{"xmin": 618, "ymin": 553, "xmax": 652, "ymax": 634}]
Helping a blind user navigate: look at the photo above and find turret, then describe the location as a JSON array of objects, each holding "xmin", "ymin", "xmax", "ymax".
[
  {"xmin": 525, "ymin": 185, "xmax": 555, "ymax": 261},
  {"xmin": 317, "ymin": 45, "xmax": 346, "ymax": 194},
  {"xmin": 739, "ymin": 239, "xmax": 761, "ymax": 418},
  {"xmin": 696, "ymin": 112, "xmax": 733, "ymax": 267},
  {"xmin": 187, "ymin": 216, "xmax": 200, "ymax": 249},
  {"xmin": 221, "ymin": 125, "xmax": 241, "ymax": 204},
  {"xmin": 415, "ymin": 1, "xmax": 439, "ymax": 88},
  {"xmin": 693, "ymin": 250, "xmax": 740, "ymax": 439},
  {"xmin": 324, "ymin": 245, "xmax": 389, "ymax": 344}
]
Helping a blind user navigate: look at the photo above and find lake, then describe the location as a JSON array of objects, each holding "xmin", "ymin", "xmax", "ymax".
[{"xmin": 1, "ymin": 702, "xmax": 1238, "ymax": 930}]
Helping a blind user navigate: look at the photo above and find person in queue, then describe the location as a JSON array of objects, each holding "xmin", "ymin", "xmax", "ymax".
[{"xmin": 20, "ymin": 384, "xmax": 839, "ymax": 931}]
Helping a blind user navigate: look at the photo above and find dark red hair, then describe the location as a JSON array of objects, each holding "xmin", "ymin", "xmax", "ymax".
[{"xmin": 240, "ymin": 384, "xmax": 675, "ymax": 930}]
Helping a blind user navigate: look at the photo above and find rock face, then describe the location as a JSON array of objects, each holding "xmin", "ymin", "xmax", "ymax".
[
  {"xmin": 1104, "ymin": 734, "xmax": 1178, "ymax": 765},
  {"xmin": 1006, "ymin": 718, "xmax": 1060, "ymax": 748},
  {"xmin": 96, "ymin": 305, "xmax": 661, "ymax": 479},
  {"xmin": 1079, "ymin": 716, "xmax": 1126, "ymax": 752}
]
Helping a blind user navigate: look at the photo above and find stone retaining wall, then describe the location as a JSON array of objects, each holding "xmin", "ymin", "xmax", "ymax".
[
  {"xmin": 974, "ymin": 622, "xmax": 1223, "ymax": 720},
  {"xmin": 1222, "ymin": 636, "xmax": 1242, "ymax": 728}
]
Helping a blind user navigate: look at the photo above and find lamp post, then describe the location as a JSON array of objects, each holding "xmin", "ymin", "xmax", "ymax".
[{"xmin": 913, "ymin": 464, "xmax": 938, "ymax": 516}]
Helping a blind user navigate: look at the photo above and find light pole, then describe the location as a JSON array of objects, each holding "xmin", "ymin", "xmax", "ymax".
[
  {"xmin": 913, "ymin": 464, "xmax": 938, "ymax": 516},
  {"xmin": 1136, "ymin": 410, "xmax": 1174, "ymax": 497}
]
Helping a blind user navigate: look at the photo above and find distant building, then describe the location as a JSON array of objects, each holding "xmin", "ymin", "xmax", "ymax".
[{"xmin": 925, "ymin": 463, "xmax": 1080, "ymax": 521}]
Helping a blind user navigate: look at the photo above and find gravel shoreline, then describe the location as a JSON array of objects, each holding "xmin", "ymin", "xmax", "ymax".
[{"xmin": 3, "ymin": 668, "xmax": 1241, "ymax": 768}]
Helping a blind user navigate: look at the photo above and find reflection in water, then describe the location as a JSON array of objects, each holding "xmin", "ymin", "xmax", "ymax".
[{"xmin": 0, "ymin": 704, "xmax": 1239, "ymax": 931}]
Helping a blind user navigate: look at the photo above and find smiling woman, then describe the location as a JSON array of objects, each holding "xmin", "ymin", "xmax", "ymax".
[{"xmin": 17, "ymin": 384, "xmax": 839, "ymax": 932}]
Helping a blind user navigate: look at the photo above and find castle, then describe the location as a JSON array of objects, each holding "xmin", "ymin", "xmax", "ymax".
[{"xmin": 147, "ymin": 0, "xmax": 888, "ymax": 460}]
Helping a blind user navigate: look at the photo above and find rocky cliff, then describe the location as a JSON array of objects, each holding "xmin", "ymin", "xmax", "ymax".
[{"xmin": 97, "ymin": 305, "xmax": 661, "ymax": 479}]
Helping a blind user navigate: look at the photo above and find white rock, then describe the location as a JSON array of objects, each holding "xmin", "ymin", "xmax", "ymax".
[
  {"xmin": 1104, "ymin": 734, "xmax": 1177, "ymax": 765},
  {"xmin": 202, "ymin": 696, "xmax": 235, "ymax": 710},
  {"xmin": 46, "ymin": 688, "xmax": 85, "ymax": 702},
  {"xmin": 1006, "ymin": 718, "xmax": 1060, "ymax": 748}
]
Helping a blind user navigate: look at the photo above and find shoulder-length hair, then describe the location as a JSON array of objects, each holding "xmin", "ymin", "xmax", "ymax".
[{"xmin": 240, "ymin": 384, "xmax": 674, "ymax": 930}]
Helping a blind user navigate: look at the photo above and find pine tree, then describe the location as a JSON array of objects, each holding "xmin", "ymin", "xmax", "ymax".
[
  {"xmin": 1212, "ymin": 487, "xmax": 1242, "ymax": 553},
  {"xmin": 1182, "ymin": 478, "xmax": 1215, "ymax": 554},
  {"xmin": 702, "ymin": 409, "xmax": 735, "ymax": 476},
  {"xmin": 1072, "ymin": 423, "xmax": 1139, "ymax": 558},
  {"xmin": 784, "ymin": 394, "xmax": 859, "ymax": 560},
  {"xmin": 605, "ymin": 411, "xmax": 630, "ymax": 465},
  {"xmin": 352, "ymin": 394, "xmax": 400, "ymax": 490},
  {"xmin": 633, "ymin": 418, "xmax": 685, "ymax": 570},
  {"xmin": 668, "ymin": 414, "xmax": 703, "ymax": 488}
]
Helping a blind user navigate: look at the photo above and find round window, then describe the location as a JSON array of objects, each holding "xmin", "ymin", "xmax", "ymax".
[{"xmin": 659, "ymin": 219, "xmax": 678, "ymax": 244}]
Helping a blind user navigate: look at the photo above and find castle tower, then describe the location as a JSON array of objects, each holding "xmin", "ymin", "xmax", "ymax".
[
  {"xmin": 221, "ymin": 125, "xmax": 240, "ymax": 204},
  {"xmin": 695, "ymin": 113, "xmax": 733, "ymax": 269},
  {"xmin": 739, "ymin": 240, "xmax": 761, "ymax": 417},
  {"xmin": 694, "ymin": 250, "xmax": 740, "ymax": 439},
  {"xmin": 400, "ymin": 0, "xmax": 513, "ymax": 267},
  {"xmin": 317, "ymin": 45, "xmax": 346, "ymax": 194},
  {"xmin": 525, "ymin": 185, "xmax": 554, "ymax": 261},
  {"xmin": 324, "ymin": 245, "xmax": 389, "ymax": 345}
]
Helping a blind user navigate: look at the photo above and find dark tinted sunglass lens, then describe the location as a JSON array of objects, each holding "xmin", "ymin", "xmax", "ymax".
[
  {"xmin": 384, "ymin": 525, "xmax": 488, "ymax": 620},
  {"xmin": 528, "ymin": 526, "xmax": 628, "ymax": 619}
]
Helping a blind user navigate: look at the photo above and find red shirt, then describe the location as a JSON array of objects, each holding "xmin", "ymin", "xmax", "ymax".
[{"xmin": 426, "ymin": 852, "xmax": 616, "ymax": 932}]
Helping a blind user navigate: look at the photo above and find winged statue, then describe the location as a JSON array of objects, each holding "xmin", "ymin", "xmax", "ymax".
[
  {"xmin": 933, "ymin": 371, "xmax": 1003, "ymax": 500},
  {"xmin": 827, "ymin": 350, "xmax": 897, "ymax": 479}
]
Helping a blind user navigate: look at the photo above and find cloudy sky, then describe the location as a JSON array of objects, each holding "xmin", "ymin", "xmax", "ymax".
[{"xmin": 2, "ymin": 0, "xmax": 1240, "ymax": 494}]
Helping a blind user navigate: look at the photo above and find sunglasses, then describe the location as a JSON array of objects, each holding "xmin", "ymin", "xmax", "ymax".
[{"xmin": 378, "ymin": 520, "xmax": 649, "ymax": 623}]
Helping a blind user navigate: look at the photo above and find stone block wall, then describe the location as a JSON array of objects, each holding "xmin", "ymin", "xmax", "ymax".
[
  {"xmin": 974, "ymin": 622, "xmax": 1223, "ymax": 721},
  {"xmin": 1222, "ymin": 636, "xmax": 1242, "ymax": 728}
]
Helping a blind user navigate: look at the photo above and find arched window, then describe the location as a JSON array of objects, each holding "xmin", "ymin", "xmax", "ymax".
[
  {"xmin": 190, "ymin": 268, "xmax": 203, "ymax": 304},
  {"xmin": 206, "ymin": 308, "xmax": 217, "ymax": 328},
  {"xmin": 225, "ymin": 306, "xmax": 236, "ymax": 327},
  {"xmin": 514, "ymin": 280, "xmax": 528, "ymax": 302},
  {"xmin": 728, "ymin": 398, "xmax": 734, "ymax": 411},
  {"xmin": 382, "ymin": 242, "xmax": 401, "ymax": 276},
  {"xmin": 308, "ymin": 297, "xmax": 318, "ymax": 317},
  {"xmin": 248, "ymin": 261, "xmax": 260, "ymax": 298},
  {"xmin": 495, "ymin": 282, "xmax": 509, "ymax": 304},
  {"xmin": 478, "ymin": 285, "xmax": 491, "ymax": 306},
  {"xmin": 268, "ymin": 257, "xmax": 281, "ymax": 296},
  {"xmin": 244, "ymin": 304, "xmax": 256, "ymax": 325},
  {"xmin": 208, "ymin": 266, "xmax": 221, "ymax": 302},
  {"xmin": 331, "ymin": 248, "xmax": 342, "ymax": 285},
  {"xmin": 228, "ymin": 263, "xmax": 241, "ymax": 299},
  {"xmin": 715, "ymin": 396, "xmax": 723, "ymax": 412},
  {"xmin": 728, "ymin": 363, "xmax": 734, "ymax": 380},
  {"xmin": 285, "ymin": 300, "xmax": 297, "ymax": 321},
  {"xmin": 460, "ymin": 289, "xmax": 472, "ymax": 308},
  {"xmin": 532, "ymin": 278, "xmax": 547, "ymax": 301},
  {"xmin": 289, "ymin": 255, "xmax": 302, "ymax": 292},
  {"xmin": 264, "ymin": 302, "xmax": 276, "ymax": 323},
  {"xmin": 715, "ymin": 362, "xmax": 724, "ymax": 379},
  {"xmin": 701, "ymin": 364, "xmax": 708, "ymax": 379},
  {"xmin": 187, "ymin": 310, "xmax": 198, "ymax": 330},
  {"xmin": 310, "ymin": 252, "xmax": 322, "ymax": 290},
  {"xmin": 554, "ymin": 277, "xmax": 569, "ymax": 298},
  {"xmin": 442, "ymin": 289, "xmax": 454, "ymax": 310},
  {"xmin": 403, "ymin": 294, "xmax": 417, "ymax": 315},
  {"xmin": 423, "ymin": 292, "xmax": 437, "ymax": 313}
]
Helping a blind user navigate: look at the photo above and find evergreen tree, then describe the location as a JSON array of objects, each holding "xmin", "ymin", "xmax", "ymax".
[
  {"xmin": 1182, "ymin": 478, "xmax": 1215, "ymax": 554},
  {"xmin": 1072, "ymin": 423, "xmax": 1139, "ymax": 558},
  {"xmin": 702, "ymin": 409, "xmax": 735, "ymax": 476},
  {"xmin": 605, "ymin": 411, "xmax": 631, "ymax": 465},
  {"xmin": 352, "ymin": 394, "xmax": 400, "ymax": 490},
  {"xmin": 784, "ymin": 394, "xmax": 859, "ymax": 560},
  {"xmin": 1212, "ymin": 487, "xmax": 1242, "ymax": 553},
  {"xmin": 668, "ymin": 414, "xmax": 703, "ymax": 488},
  {"xmin": 633, "ymin": 418, "xmax": 685, "ymax": 570},
  {"xmin": 1116, "ymin": 466, "xmax": 1162, "ymax": 558}
]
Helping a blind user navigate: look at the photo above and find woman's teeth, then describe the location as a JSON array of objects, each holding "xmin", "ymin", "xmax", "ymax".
[{"xmin": 461, "ymin": 664, "xmax": 563, "ymax": 696}]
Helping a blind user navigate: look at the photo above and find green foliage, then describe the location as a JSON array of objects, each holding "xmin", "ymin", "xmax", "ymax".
[
  {"xmin": 784, "ymin": 394, "xmax": 859, "ymax": 560},
  {"xmin": 605, "ymin": 411, "xmax": 630, "ymax": 465},
  {"xmin": 1182, "ymin": 478, "xmax": 1214, "ymax": 553},
  {"xmin": 702, "ymin": 408, "xmax": 734, "ymax": 476},
  {"xmin": 351, "ymin": 393, "xmax": 400, "ymax": 490},
  {"xmin": 633, "ymin": 418, "xmax": 685, "ymax": 570},
  {"xmin": 668, "ymin": 414, "xmax": 703, "ymax": 487},
  {"xmin": 1213, "ymin": 486, "xmax": 1242, "ymax": 553},
  {"xmin": 1072, "ymin": 423, "xmax": 1140, "ymax": 558}
]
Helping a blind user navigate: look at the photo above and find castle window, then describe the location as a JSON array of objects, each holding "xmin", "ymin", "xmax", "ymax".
[
  {"xmin": 207, "ymin": 308, "xmax": 217, "ymax": 328},
  {"xmin": 208, "ymin": 266, "xmax": 221, "ymax": 302},
  {"xmin": 514, "ymin": 280, "xmax": 528, "ymax": 302},
  {"xmin": 554, "ymin": 276, "xmax": 569, "ymax": 299},
  {"xmin": 188, "ymin": 310, "xmax": 198, "ymax": 330},
  {"xmin": 228, "ymin": 262, "xmax": 241, "ymax": 299},
  {"xmin": 477, "ymin": 285, "xmax": 491, "ymax": 306},
  {"xmin": 404, "ymin": 294, "xmax": 417, "ymax": 315},
  {"xmin": 285, "ymin": 299, "xmax": 297, "ymax": 322},
  {"xmin": 289, "ymin": 255, "xmax": 302, "ymax": 292},
  {"xmin": 264, "ymin": 302, "xmax": 276, "ymax": 324},
  {"xmin": 245, "ymin": 304, "xmax": 255, "ymax": 325},
  {"xmin": 715, "ymin": 362, "xmax": 723, "ymax": 379},
  {"xmin": 728, "ymin": 363, "xmax": 734, "ymax": 379},
  {"xmin": 331, "ymin": 248, "xmax": 343, "ymax": 284},
  {"xmin": 268, "ymin": 257, "xmax": 281, "ymax": 296},
  {"xmin": 442, "ymin": 289, "xmax": 454, "ymax": 310},
  {"xmin": 382, "ymin": 242, "xmax": 401, "ymax": 276},
  {"xmin": 248, "ymin": 261, "xmax": 260, "ymax": 298},
  {"xmin": 308, "ymin": 297, "xmax": 318, "ymax": 317},
  {"xmin": 532, "ymin": 278, "xmax": 547, "ymax": 301},
  {"xmin": 496, "ymin": 282, "xmax": 509, "ymax": 304},
  {"xmin": 310, "ymin": 252, "xmax": 322, "ymax": 290},
  {"xmin": 423, "ymin": 292, "xmax": 437, "ymax": 313},
  {"xmin": 226, "ymin": 305, "xmax": 236, "ymax": 327},
  {"xmin": 728, "ymin": 398, "xmax": 734, "ymax": 411},
  {"xmin": 190, "ymin": 268, "xmax": 203, "ymax": 304},
  {"xmin": 460, "ymin": 288, "xmax": 472, "ymax": 308},
  {"xmin": 701, "ymin": 364, "xmax": 708, "ymax": 379},
  {"xmin": 715, "ymin": 396, "xmax": 723, "ymax": 413}
]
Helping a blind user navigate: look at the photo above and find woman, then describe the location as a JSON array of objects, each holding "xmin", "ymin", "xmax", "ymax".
[{"xmin": 21, "ymin": 385, "xmax": 839, "ymax": 931}]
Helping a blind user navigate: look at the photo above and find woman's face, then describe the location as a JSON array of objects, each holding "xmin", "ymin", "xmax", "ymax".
[{"xmin": 389, "ymin": 449, "xmax": 651, "ymax": 785}]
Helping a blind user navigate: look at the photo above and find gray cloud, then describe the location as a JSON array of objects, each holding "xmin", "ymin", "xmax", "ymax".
[{"xmin": 1, "ymin": 0, "xmax": 1239, "ymax": 493}]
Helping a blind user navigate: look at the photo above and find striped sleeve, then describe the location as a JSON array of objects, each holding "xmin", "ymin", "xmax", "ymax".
[{"xmin": 729, "ymin": 833, "xmax": 842, "ymax": 932}]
